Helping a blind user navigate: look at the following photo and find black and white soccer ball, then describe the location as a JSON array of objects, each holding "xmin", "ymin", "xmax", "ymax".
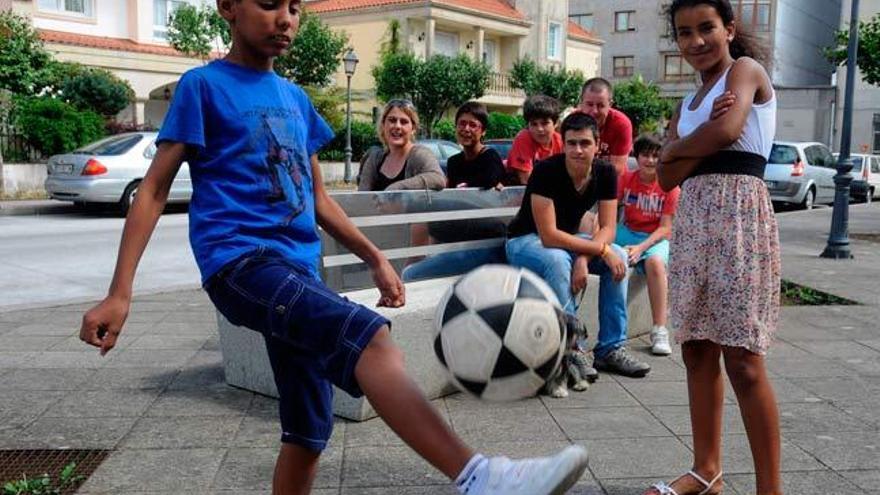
[{"xmin": 433, "ymin": 264, "xmax": 568, "ymax": 401}]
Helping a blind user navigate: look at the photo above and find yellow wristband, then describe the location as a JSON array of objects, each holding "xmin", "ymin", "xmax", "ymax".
[{"xmin": 599, "ymin": 243, "xmax": 608, "ymax": 258}]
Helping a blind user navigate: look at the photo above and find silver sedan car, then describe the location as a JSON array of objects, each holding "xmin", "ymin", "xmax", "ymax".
[
  {"xmin": 44, "ymin": 132, "xmax": 191, "ymax": 214},
  {"xmin": 763, "ymin": 141, "xmax": 837, "ymax": 209}
]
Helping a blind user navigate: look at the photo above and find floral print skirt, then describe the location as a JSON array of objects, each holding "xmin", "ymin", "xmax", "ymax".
[{"xmin": 669, "ymin": 174, "xmax": 781, "ymax": 355}]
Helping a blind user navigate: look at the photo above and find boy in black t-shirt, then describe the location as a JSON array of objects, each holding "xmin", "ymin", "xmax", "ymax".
[
  {"xmin": 446, "ymin": 101, "xmax": 505, "ymax": 189},
  {"xmin": 506, "ymin": 113, "xmax": 652, "ymax": 388}
]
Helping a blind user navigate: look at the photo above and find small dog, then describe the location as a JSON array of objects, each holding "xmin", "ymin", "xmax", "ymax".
[{"xmin": 545, "ymin": 313, "xmax": 597, "ymax": 398}]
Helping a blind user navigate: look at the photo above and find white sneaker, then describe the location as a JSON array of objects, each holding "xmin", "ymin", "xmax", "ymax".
[
  {"xmin": 463, "ymin": 445, "xmax": 589, "ymax": 495},
  {"xmin": 651, "ymin": 326, "xmax": 672, "ymax": 355}
]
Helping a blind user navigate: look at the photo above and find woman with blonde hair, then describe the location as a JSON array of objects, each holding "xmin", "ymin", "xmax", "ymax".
[{"xmin": 358, "ymin": 99, "xmax": 446, "ymax": 191}]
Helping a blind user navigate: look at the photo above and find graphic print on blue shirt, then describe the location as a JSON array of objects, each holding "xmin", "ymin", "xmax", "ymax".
[{"xmin": 258, "ymin": 114, "xmax": 310, "ymax": 223}]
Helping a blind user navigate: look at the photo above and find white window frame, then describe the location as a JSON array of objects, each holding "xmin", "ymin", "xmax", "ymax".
[
  {"xmin": 154, "ymin": 0, "xmax": 195, "ymax": 40},
  {"xmin": 615, "ymin": 11, "xmax": 635, "ymax": 32},
  {"xmin": 482, "ymin": 39, "xmax": 498, "ymax": 69},
  {"xmin": 547, "ymin": 22, "xmax": 562, "ymax": 61},
  {"xmin": 613, "ymin": 56, "xmax": 635, "ymax": 78},
  {"xmin": 36, "ymin": 0, "xmax": 93, "ymax": 18},
  {"xmin": 662, "ymin": 53, "xmax": 695, "ymax": 81},
  {"xmin": 435, "ymin": 30, "xmax": 460, "ymax": 57},
  {"xmin": 873, "ymin": 114, "xmax": 880, "ymax": 154}
]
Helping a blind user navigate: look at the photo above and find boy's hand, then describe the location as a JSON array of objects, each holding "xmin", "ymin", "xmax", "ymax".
[
  {"xmin": 601, "ymin": 247, "xmax": 627, "ymax": 282},
  {"xmin": 710, "ymin": 91, "xmax": 736, "ymax": 120},
  {"xmin": 372, "ymin": 260, "xmax": 405, "ymax": 308},
  {"xmin": 80, "ymin": 296, "xmax": 130, "ymax": 356},
  {"xmin": 571, "ymin": 255, "xmax": 589, "ymax": 294},
  {"xmin": 625, "ymin": 245, "xmax": 644, "ymax": 266}
]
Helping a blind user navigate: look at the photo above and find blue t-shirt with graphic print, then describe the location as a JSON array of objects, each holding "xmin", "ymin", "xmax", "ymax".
[{"xmin": 157, "ymin": 59, "xmax": 334, "ymax": 284}]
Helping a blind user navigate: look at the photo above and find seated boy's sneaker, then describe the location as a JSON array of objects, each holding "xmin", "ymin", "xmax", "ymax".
[
  {"xmin": 594, "ymin": 347, "xmax": 651, "ymax": 378},
  {"xmin": 459, "ymin": 445, "xmax": 589, "ymax": 495},
  {"xmin": 651, "ymin": 326, "xmax": 672, "ymax": 355}
]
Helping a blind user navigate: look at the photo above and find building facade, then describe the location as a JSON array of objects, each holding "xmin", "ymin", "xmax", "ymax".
[
  {"xmin": 10, "ymin": 0, "xmax": 208, "ymax": 127},
  {"xmin": 308, "ymin": 0, "xmax": 604, "ymax": 113},
  {"xmin": 835, "ymin": 0, "xmax": 880, "ymax": 154},
  {"xmin": 569, "ymin": 0, "xmax": 842, "ymax": 143}
]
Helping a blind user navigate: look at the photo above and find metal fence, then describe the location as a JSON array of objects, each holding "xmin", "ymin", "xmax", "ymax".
[{"xmin": 0, "ymin": 121, "xmax": 43, "ymax": 163}]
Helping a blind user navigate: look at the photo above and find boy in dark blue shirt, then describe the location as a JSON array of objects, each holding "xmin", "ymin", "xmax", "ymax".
[{"xmin": 79, "ymin": 1, "xmax": 587, "ymax": 493}]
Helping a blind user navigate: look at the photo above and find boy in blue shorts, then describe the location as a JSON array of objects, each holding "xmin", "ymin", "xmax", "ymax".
[{"xmin": 78, "ymin": 1, "xmax": 587, "ymax": 494}]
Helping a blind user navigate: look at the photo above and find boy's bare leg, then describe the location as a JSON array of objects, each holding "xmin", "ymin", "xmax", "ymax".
[
  {"xmin": 644, "ymin": 256, "xmax": 668, "ymax": 327},
  {"xmin": 355, "ymin": 326, "xmax": 473, "ymax": 479},
  {"xmin": 273, "ymin": 443, "xmax": 319, "ymax": 495}
]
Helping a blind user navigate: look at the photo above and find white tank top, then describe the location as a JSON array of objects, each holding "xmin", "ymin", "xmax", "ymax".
[{"xmin": 677, "ymin": 64, "xmax": 777, "ymax": 159}]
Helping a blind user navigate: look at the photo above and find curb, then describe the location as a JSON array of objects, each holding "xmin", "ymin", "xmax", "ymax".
[{"xmin": 0, "ymin": 201, "xmax": 76, "ymax": 217}]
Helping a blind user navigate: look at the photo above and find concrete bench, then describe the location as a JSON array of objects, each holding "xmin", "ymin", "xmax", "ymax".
[{"xmin": 217, "ymin": 188, "xmax": 653, "ymax": 421}]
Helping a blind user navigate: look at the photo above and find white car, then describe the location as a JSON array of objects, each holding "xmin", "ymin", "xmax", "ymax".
[
  {"xmin": 763, "ymin": 141, "xmax": 837, "ymax": 209},
  {"xmin": 844, "ymin": 153, "xmax": 880, "ymax": 203},
  {"xmin": 44, "ymin": 132, "xmax": 191, "ymax": 214}
]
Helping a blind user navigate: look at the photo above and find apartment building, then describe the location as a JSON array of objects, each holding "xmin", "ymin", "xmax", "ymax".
[
  {"xmin": 308, "ymin": 0, "xmax": 604, "ymax": 112},
  {"xmin": 835, "ymin": 0, "xmax": 880, "ymax": 154},
  {"xmin": 569, "ymin": 0, "xmax": 842, "ymax": 143},
  {"xmin": 9, "ymin": 0, "xmax": 209, "ymax": 127}
]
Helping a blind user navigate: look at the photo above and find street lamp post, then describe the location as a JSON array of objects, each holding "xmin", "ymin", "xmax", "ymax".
[
  {"xmin": 821, "ymin": 0, "xmax": 860, "ymax": 259},
  {"xmin": 343, "ymin": 49, "xmax": 359, "ymax": 183}
]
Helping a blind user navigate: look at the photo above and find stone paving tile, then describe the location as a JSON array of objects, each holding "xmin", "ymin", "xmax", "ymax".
[
  {"xmin": 596, "ymin": 478, "xmax": 741, "ymax": 495},
  {"xmin": 763, "ymin": 377, "xmax": 824, "ymax": 404},
  {"xmin": 345, "ymin": 400, "xmax": 448, "ymax": 448},
  {"xmin": 49, "ymin": 334, "xmax": 135, "ymax": 351},
  {"xmin": 725, "ymin": 470, "xmax": 868, "ymax": 495},
  {"xmin": 102, "ymin": 348, "xmax": 199, "ymax": 368},
  {"xmin": 837, "ymin": 399, "xmax": 880, "ymax": 429},
  {"xmin": 789, "ymin": 375, "xmax": 880, "ymax": 403},
  {"xmin": 82, "ymin": 366, "xmax": 179, "ymax": 390},
  {"xmin": 840, "ymin": 470, "xmax": 880, "ymax": 493},
  {"xmin": 606, "ymin": 356, "xmax": 686, "ymax": 383},
  {"xmin": 18, "ymin": 416, "xmax": 138, "ymax": 449},
  {"xmin": 778, "ymin": 402, "xmax": 873, "ymax": 433},
  {"xmin": 838, "ymin": 356, "xmax": 880, "ymax": 376},
  {"xmin": 340, "ymin": 445, "xmax": 459, "ymax": 488},
  {"xmin": 340, "ymin": 486, "xmax": 452, "ymax": 494},
  {"xmin": 125, "ymin": 334, "xmax": 210, "ymax": 350},
  {"xmin": 785, "ymin": 431, "xmax": 880, "ymax": 471},
  {"xmin": 0, "ymin": 390, "xmax": 66, "ymax": 432},
  {"xmin": 679, "ymin": 434, "xmax": 827, "ymax": 474},
  {"xmin": 144, "ymin": 384, "xmax": 254, "ymax": 417},
  {"xmin": 0, "ymin": 367, "xmax": 97, "ymax": 390},
  {"xmin": 5, "ymin": 322, "xmax": 79, "ymax": 337},
  {"xmin": 77, "ymin": 448, "xmax": 226, "ymax": 493},
  {"xmin": 0, "ymin": 335, "xmax": 67, "ymax": 351},
  {"xmin": 791, "ymin": 340, "xmax": 880, "ymax": 359},
  {"xmin": 651, "ymin": 404, "xmax": 746, "ymax": 436},
  {"xmin": 212, "ymin": 444, "xmax": 346, "ymax": 491},
  {"xmin": 26, "ymin": 350, "xmax": 115, "ymax": 369},
  {"xmin": 120, "ymin": 415, "xmax": 244, "ymax": 449},
  {"xmin": 165, "ymin": 362, "xmax": 226, "ymax": 390},
  {"xmin": 583, "ymin": 437, "xmax": 692, "ymax": 479},
  {"xmin": 766, "ymin": 356, "xmax": 854, "ymax": 378},
  {"xmin": 0, "ymin": 351, "xmax": 40, "ymax": 367},
  {"xmin": 616, "ymin": 380, "xmax": 735, "ymax": 407},
  {"xmin": 551, "ymin": 406, "xmax": 672, "ymax": 440},
  {"xmin": 42, "ymin": 389, "xmax": 160, "ymax": 418},
  {"xmin": 447, "ymin": 400, "xmax": 566, "ymax": 444},
  {"xmin": 540, "ymin": 380, "xmax": 641, "ymax": 410}
]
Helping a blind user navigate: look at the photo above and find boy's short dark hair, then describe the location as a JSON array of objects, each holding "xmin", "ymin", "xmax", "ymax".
[
  {"xmin": 560, "ymin": 112, "xmax": 599, "ymax": 142},
  {"xmin": 523, "ymin": 94, "xmax": 561, "ymax": 124},
  {"xmin": 633, "ymin": 134, "xmax": 663, "ymax": 157},
  {"xmin": 455, "ymin": 101, "xmax": 489, "ymax": 129}
]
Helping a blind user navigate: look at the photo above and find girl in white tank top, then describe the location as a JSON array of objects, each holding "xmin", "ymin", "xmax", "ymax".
[{"xmin": 646, "ymin": 1, "xmax": 783, "ymax": 495}]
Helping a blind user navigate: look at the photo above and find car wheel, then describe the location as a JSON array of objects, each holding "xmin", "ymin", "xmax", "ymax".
[
  {"xmin": 801, "ymin": 187, "xmax": 815, "ymax": 210},
  {"xmin": 120, "ymin": 180, "xmax": 140, "ymax": 216}
]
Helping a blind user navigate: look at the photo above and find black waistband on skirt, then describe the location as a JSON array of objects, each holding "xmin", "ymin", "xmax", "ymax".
[{"xmin": 687, "ymin": 150, "xmax": 768, "ymax": 181}]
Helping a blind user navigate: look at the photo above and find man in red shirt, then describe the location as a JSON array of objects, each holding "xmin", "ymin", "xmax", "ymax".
[
  {"xmin": 578, "ymin": 78, "xmax": 633, "ymax": 176},
  {"xmin": 505, "ymin": 94, "xmax": 563, "ymax": 185}
]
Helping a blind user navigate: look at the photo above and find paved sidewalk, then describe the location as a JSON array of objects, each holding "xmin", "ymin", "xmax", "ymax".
[{"xmin": 1, "ymin": 205, "xmax": 878, "ymax": 494}]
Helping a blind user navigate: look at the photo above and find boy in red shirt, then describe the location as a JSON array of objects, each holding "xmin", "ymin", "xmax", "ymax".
[
  {"xmin": 505, "ymin": 94, "xmax": 563, "ymax": 185},
  {"xmin": 615, "ymin": 134, "xmax": 680, "ymax": 355},
  {"xmin": 578, "ymin": 78, "xmax": 633, "ymax": 175}
]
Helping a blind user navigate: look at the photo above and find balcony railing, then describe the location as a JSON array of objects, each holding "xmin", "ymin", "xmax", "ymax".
[{"xmin": 486, "ymin": 72, "xmax": 525, "ymax": 98}]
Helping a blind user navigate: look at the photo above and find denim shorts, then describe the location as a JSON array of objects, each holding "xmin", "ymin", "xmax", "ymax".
[
  {"xmin": 615, "ymin": 224, "xmax": 670, "ymax": 275},
  {"xmin": 205, "ymin": 247, "xmax": 390, "ymax": 451}
]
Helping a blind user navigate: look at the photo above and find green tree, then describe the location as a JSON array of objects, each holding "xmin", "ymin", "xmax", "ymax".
[
  {"xmin": 612, "ymin": 75, "xmax": 673, "ymax": 135},
  {"xmin": 379, "ymin": 19, "xmax": 403, "ymax": 59},
  {"xmin": 825, "ymin": 13, "xmax": 880, "ymax": 86},
  {"xmin": 0, "ymin": 10, "xmax": 53, "ymax": 95},
  {"xmin": 62, "ymin": 68, "xmax": 135, "ymax": 117},
  {"xmin": 373, "ymin": 52, "xmax": 490, "ymax": 136},
  {"xmin": 485, "ymin": 112, "xmax": 525, "ymax": 139},
  {"xmin": 275, "ymin": 13, "xmax": 348, "ymax": 87},
  {"xmin": 509, "ymin": 57, "xmax": 586, "ymax": 108},
  {"xmin": 167, "ymin": 4, "xmax": 229, "ymax": 60}
]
